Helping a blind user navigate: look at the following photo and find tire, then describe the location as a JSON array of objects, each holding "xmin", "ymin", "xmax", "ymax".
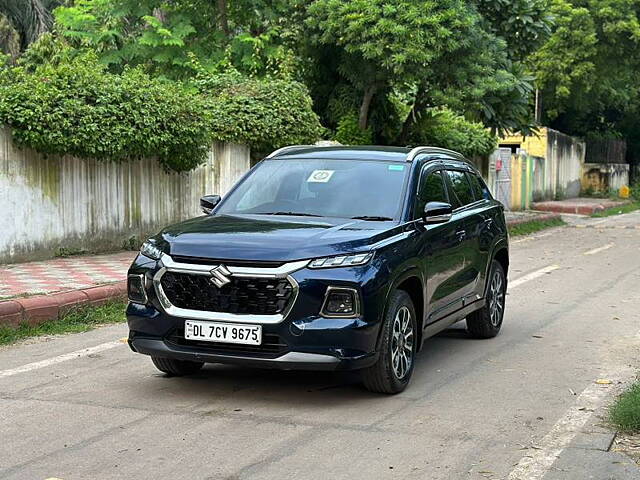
[
  {"xmin": 467, "ymin": 260, "xmax": 506, "ymax": 339},
  {"xmin": 151, "ymin": 356, "xmax": 204, "ymax": 376},
  {"xmin": 362, "ymin": 290, "xmax": 417, "ymax": 394}
]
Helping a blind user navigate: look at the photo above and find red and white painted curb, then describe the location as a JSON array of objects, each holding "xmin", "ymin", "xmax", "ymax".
[{"xmin": 0, "ymin": 281, "xmax": 127, "ymax": 328}]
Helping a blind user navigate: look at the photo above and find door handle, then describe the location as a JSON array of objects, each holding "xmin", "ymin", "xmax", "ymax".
[
  {"xmin": 456, "ymin": 229, "xmax": 466, "ymax": 240},
  {"xmin": 483, "ymin": 218, "xmax": 493, "ymax": 226}
]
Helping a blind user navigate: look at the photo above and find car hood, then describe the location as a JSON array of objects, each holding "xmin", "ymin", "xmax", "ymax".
[{"xmin": 156, "ymin": 214, "xmax": 401, "ymax": 262}]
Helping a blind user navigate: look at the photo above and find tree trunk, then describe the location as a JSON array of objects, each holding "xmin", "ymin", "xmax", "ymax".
[
  {"xmin": 397, "ymin": 94, "xmax": 428, "ymax": 145},
  {"xmin": 217, "ymin": 0, "xmax": 230, "ymax": 37},
  {"xmin": 358, "ymin": 85, "xmax": 377, "ymax": 130}
]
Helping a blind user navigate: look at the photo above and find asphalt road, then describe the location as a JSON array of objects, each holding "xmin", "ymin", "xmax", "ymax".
[{"xmin": 1, "ymin": 211, "xmax": 640, "ymax": 480}]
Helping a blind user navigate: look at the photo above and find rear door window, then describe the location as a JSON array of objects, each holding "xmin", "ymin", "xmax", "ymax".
[
  {"xmin": 445, "ymin": 170, "xmax": 475, "ymax": 208},
  {"xmin": 467, "ymin": 172, "xmax": 491, "ymax": 201}
]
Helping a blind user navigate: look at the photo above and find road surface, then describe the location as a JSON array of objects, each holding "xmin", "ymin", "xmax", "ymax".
[{"xmin": 1, "ymin": 211, "xmax": 640, "ymax": 479}]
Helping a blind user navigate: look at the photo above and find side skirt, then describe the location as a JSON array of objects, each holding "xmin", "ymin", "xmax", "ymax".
[{"xmin": 421, "ymin": 298, "xmax": 486, "ymax": 342}]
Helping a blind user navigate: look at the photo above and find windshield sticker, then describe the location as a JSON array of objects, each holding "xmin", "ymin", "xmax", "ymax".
[
  {"xmin": 388, "ymin": 164, "xmax": 405, "ymax": 171},
  {"xmin": 307, "ymin": 170, "xmax": 335, "ymax": 183}
]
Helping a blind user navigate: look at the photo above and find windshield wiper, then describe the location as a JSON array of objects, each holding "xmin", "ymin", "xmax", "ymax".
[
  {"xmin": 255, "ymin": 211, "xmax": 323, "ymax": 217},
  {"xmin": 351, "ymin": 215, "xmax": 394, "ymax": 221}
]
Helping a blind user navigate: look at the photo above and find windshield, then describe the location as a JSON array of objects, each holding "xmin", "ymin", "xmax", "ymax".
[{"xmin": 217, "ymin": 159, "xmax": 408, "ymax": 220}]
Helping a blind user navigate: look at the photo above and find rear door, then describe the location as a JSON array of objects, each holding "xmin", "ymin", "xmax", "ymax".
[
  {"xmin": 441, "ymin": 169, "xmax": 480, "ymax": 307},
  {"xmin": 459, "ymin": 169, "xmax": 495, "ymax": 305}
]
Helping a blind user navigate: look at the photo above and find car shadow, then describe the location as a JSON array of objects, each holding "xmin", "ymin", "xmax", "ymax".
[{"xmin": 136, "ymin": 325, "xmax": 475, "ymax": 404}]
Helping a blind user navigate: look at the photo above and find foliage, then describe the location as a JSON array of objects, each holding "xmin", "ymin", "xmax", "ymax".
[
  {"xmin": 0, "ymin": 52, "xmax": 211, "ymax": 172},
  {"xmin": 305, "ymin": 0, "xmax": 476, "ymax": 130},
  {"xmin": 194, "ymin": 71, "xmax": 323, "ymax": 155},
  {"xmin": 590, "ymin": 202, "xmax": 640, "ymax": 218},
  {"xmin": 406, "ymin": 108, "xmax": 498, "ymax": 158},
  {"xmin": 334, "ymin": 114, "xmax": 373, "ymax": 145},
  {"xmin": 54, "ymin": 0, "xmax": 299, "ymax": 79},
  {"xmin": 307, "ymin": 0, "xmax": 475, "ymax": 77},
  {"xmin": 610, "ymin": 380, "xmax": 640, "ymax": 433},
  {"xmin": 0, "ymin": 52, "xmax": 322, "ymax": 170},
  {"xmin": 0, "ymin": 300, "xmax": 126, "ymax": 346},
  {"xmin": 533, "ymin": 0, "xmax": 640, "ymax": 138},
  {"xmin": 12, "ymin": 0, "xmax": 557, "ymax": 151},
  {"xmin": 508, "ymin": 217, "xmax": 565, "ymax": 236},
  {"xmin": 474, "ymin": 0, "xmax": 553, "ymax": 60}
]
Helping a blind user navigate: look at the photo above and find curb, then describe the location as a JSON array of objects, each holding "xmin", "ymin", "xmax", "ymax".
[
  {"xmin": 0, "ymin": 281, "xmax": 127, "ymax": 329},
  {"xmin": 532, "ymin": 200, "xmax": 628, "ymax": 215}
]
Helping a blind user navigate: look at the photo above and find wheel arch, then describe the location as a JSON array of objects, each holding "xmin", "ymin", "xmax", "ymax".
[
  {"xmin": 381, "ymin": 266, "xmax": 426, "ymax": 352},
  {"xmin": 487, "ymin": 241, "xmax": 509, "ymax": 295},
  {"xmin": 493, "ymin": 245, "xmax": 509, "ymax": 277}
]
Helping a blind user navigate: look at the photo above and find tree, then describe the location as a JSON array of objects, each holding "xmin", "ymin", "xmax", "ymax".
[
  {"xmin": 532, "ymin": 0, "xmax": 640, "ymax": 137},
  {"xmin": 305, "ymin": 0, "xmax": 477, "ymax": 130},
  {"xmin": 0, "ymin": 0, "xmax": 61, "ymax": 52},
  {"xmin": 302, "ymin": 0, "xmax": 552, "ymax": 144},
  {"xmin": 474, "ymin": 0, "xmax": 553, "ymax": 61},
  {"xmin": 54, "ymin": 0, "xmax": 299, "ymax": 78},
  {"xmin": 0, "ymin": 14, "xmax": 20, "ymax": 59}
]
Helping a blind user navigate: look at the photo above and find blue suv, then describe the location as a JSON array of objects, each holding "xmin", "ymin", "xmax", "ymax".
[{"xmin": 127, "ymin": 146, "xmax": 509, "ymax": 393}]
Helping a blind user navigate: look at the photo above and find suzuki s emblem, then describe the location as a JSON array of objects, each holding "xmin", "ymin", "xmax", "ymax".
[{"xmin": 209, "ymin": 265, "xmax": 232, "ymax": 288}]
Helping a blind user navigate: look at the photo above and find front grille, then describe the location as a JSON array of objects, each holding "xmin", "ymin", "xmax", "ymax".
[
  {"xmin": 166, "ymin": 328, "xmax": 287, "ymax": 357},
  {"xmin": 160, "ymin": 271, "xmax": 294, "ymax": 315}
]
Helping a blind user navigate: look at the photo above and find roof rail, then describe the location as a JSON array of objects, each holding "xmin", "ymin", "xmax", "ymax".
[
  {"xmin": 406, "ymin": 146, "xmax": 464, "ymax": 163},
  {"xmin": 266, "ymin": 145, "xmax": 312, "ymax": 159}
]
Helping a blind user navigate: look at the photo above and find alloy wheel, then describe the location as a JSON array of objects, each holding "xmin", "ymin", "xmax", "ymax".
[
  {"xmin": 391, "ymin": 306, "xmax": 414, "ymax": 379},
  {"xmin": 489, "ymin": 270, "xmax": 505, "ymax": 327}
]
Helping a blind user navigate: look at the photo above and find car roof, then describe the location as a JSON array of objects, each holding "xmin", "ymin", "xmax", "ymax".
[{"xmin": 267, "ymin": 145, "xmax": 466, "ymax": 163}]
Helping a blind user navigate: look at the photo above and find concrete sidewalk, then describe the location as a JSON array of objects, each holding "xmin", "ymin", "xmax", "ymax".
[
  {"xmin": 0, "ymin": 251, "xmax": 135, "ymax": 327},
  {"xmin": 0, "ymin": 251, "xmax": 135, "ymax": 299}
]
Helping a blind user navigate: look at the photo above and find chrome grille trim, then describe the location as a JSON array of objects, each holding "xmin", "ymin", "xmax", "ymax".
[{"xmin": 153, "ymin": 254, "xmax": 308, "ymax": 324}]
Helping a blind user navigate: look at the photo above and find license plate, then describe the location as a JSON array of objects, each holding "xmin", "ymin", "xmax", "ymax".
[{"xmin": 184, "ymin": 320, "xmax": 262, "ymax": 345}]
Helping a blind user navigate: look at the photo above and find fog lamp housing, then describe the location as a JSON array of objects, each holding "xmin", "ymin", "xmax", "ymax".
[
  {"xmin": 321, "ymin": 287, "xmax": 360, "ymax": 318},
  {"xmin": 127, "ymin": 274, "xmax": 148, "ymax": 304}
]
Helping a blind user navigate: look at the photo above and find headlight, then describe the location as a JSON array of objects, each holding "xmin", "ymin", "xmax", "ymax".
[
  {"xmin": 308, "ymin": 252, "xmax": 374, "ymax": 269},
  {"xmin": 140, "ymin": 240, "xmax": 163, "ymax": 260}
]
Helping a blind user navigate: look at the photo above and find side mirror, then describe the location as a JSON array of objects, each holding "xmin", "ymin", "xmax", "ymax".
[
  {"xmin": 423, "ymin": 201, "xmax": 453, "ymax": 224},
  {"xmin": 200, "ymin": 195, "xmax": 221, "ymax": 215}
]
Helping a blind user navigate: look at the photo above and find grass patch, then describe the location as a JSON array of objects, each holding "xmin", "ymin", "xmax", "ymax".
[
  {"xmin": 0, "ymin": 300, "xmax": 127, "ymax": 346},
  {"xmin": 508, "ymin": 217, "xmax": 566, "ymax": 237},
  {"xmin": 610, "ymin": 380, "xmax": 640, "ymax": 433},
  {"xmin": 591, "ymin": 201, "xmax": 640, "ymax": 218}
]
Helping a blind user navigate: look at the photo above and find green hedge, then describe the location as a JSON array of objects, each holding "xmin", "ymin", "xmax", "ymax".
[
  {"xmin": 0, "ymin": 54, "xmax": 322, "ymax": 172},
  {"xmin": 195, "ymin": 72, "xmax": 324, "ymax": 156}
]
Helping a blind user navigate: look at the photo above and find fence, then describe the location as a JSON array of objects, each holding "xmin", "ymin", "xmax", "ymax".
[
  {"xmin": 585, "ymin": 138, "xmax": 627, "ymax": 164},
  {"xmin": 0, "ymin": 127, "xmax": 250, "ymax": 264}
]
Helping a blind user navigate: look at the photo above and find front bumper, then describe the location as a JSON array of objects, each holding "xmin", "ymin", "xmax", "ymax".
[
  {"xmin": 129, "ymin": 336, "xmax": 376, "ymax": 371},
  {"xmin": 127, "ymin": 303, "xmax": 379, "ymax": 371},
  {"xmin": 126, "ymin": 252, "xmax": 387, "ymax": 371}
]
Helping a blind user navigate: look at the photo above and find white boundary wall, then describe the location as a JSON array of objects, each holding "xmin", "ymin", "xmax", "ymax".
[{"xmin": 0, "ymin": 127, "xmax": 250, "ymax": 264}]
